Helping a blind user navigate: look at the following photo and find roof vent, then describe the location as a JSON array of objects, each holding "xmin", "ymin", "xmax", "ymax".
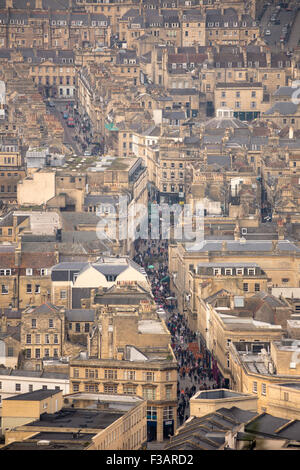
[{"xmin": 37, "ymin": 440, "xmax": 50, "ymax": 446}]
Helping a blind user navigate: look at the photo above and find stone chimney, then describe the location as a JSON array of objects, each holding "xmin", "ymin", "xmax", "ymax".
[
  {"xmin": 289, "ymin": 126, "xmax": 294, "ymax": 140},
  {"xmin": 6, "ymin": 0, "xmax": 13, "ymax": 8},
  {"xmin": 266, "ymin": 51, "xmax": 271, "ymax": 67},
  {"xmin": 35, "ymin": 0, "xmax": 42, "ymax": 9},
  {"xmin": 0, "ymin": 312, "xmax": 7, "ymax": 333}
]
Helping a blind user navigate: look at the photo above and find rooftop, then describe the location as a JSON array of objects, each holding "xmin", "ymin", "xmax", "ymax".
[
  {"xmin": 25, "ymin": 407, "xmax": 124, "ymax": 431},
  {"xmin": 4, "ymin": 388, "xmax": 61, "ymax": 402}
]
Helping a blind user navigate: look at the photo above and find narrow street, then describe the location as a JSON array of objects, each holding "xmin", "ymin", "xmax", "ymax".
[{"xmin": 133, "ymin": 227, "xmax": 225, "ymax": 446}]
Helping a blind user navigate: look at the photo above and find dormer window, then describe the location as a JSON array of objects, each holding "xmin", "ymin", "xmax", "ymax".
[
  {"xmin": 213, "ymin": 268, "xmax": 221, "ymax": 275},
  {"xmin": 225, "ymin": 268, "xmax": 232, "ymax": 275}
]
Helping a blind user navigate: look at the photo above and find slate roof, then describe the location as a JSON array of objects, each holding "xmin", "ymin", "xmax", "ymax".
[
  {"xmin": 273, "ymin": 86, "xmax": 300, "ymax": 97},
  {"xmin": 65, "ymin": 309, "xmax": 95, "ymax": 322},
  {"xmin": 165, "ymin": 406, "xmax": 258, "ymax": 450},
  {"xmin": 24, "ymin": 303, "xmax": 61, "ymax": 315},
  {"xmin": 264, "ymin": 102, "xmax": 298, "ymax": 116}
]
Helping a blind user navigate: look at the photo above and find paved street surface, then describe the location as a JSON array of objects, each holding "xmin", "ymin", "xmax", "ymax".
[
  {"xmin": 260, "ymin": 3, "xmax": 297, "ymax": 50},
  {"xmin": 133, "ymin": 233, "xmax": 224, "ymax": 448}
]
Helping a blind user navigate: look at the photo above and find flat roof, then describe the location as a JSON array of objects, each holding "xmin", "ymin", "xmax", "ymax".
[
  {"xmin": 138, "ymin": 319, "xmax": 166, "ymax": 335},
  {"xmin": 194, "ymin": 389, "xmax": 248, "ymax": 400},
  {"xmin": 0, "ymin": 441, "xmax": 87, "ymax": 451},
  {"xmin": 4, "ymin": 389, "xmax": 61, "ymax": 402},
  {"xmin": 25, "ymin": 407, "xmax": 124, "ymax": 430}
]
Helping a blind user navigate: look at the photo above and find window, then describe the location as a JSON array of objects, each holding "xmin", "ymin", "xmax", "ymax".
[
  {"xmin": 44, "ymin": 349, "xmax": 49, "ymax": 358},
  {"xmin": 73, "ymin": 369, "xmax": 79, "ymax": 378},
  {"xmin": 105, "ymin": 369, "xmax": 117, "ymax": 380},
  {"xmin": 49, "ymin": 319, "xmax": 54, "ymax": 328},
  {"xmin": 284, "ymin": 392, "xmax": 289, "ymax": 401},
  {"xmin": 1, "ymin": 285, "xmax": 8, "ymax": 294},
  {"xmin": 248, "ymin": 268, "xmax": 255, "ymax": 275},
  {"xmin": 26, "ymin": 284, "xmax": 32, "ymax": 294},
  {"xmin": 124, "ymin": 370, "xmax": 135, "ymax": 380},
  {"xmin": 262, "ymin": 383, "xmax": 266, "ymax": 396},
  {"xmin": 165, "ymin": 385, "xmax": 172, "ymax": 399},
  {"xmin": 123, "ymin": 385, "xmax": 137, "ymax": 395},
  {"xmin": 40, "ymin": 268, "xmax": 47, "ymax": 276},
  {"xmin": 225, "ymin": 269, "xmax": 232, "ymax": 275},
  {"xmin": 42, "ymin": 385, "xmax": 47, "ymax": 390},
  {"xmin": 104, "ymin": 384, "xmax": 117, "ymax": 394},
  {"xmin": 7, "ymin": 347, "xmax": 13, "ymax": 357},
  {"xmin": 26, "ymin": 268, "xmax": 33, "ymax": 276},
  {"xmin": 252, "ymin": 381, "xmax": 257, "ymax": 393},
  {"xmin": 147, "ymin": 406, "xmax": 157, "ymax": 421},
  {"xmin": 163, "ymin": 406, "xmax": 173, "ymax": 420},
  {"xmin": 75, "ymin": 323, "xmax": 80, "ymax": 332},
  {"xmin": 35, "ymin": 334, "xmax": 40, "ymax": 344},
  {"xmin": 26, "ymin": 334, "xmax": 31, "ymax": 344},
  {"xmin": 0, "ymin": 270, "xmax": 11, "ymax": 276},
  {"xmin": 243, "ymin": 283, "xmax": 248, "ymax": 292},
  {"xmin": 144, "ymin": 371, "xmax": 154, "ymax": 381},
  {"xmin": 213, "ymin": 268, "xmax": 221, "ymax": 275},
  {"xmin": 45, "ymin": 334, "xmax": 50, "ymax": 344},
  {"xmin": 54, "ymin": 334, "xmax": 58, "ymax": 344},
  {"xmin": 60, "ymin": 290, "xmax": 67, "ymax": 299},
  {"xmin": 15, "ymin": 383, "xmax": 21, "ymax": 392},
  {"xmin": 35, "ymin": 285, "xmax": 40, "ymax": 294},
  {"xmin": 29, "ymin": 384, "xmax": 33, "ymax": 392},
  {"xmin": 73, "ymin": 383, "xmax": 79, "ymax": 392},
  {"xmin": 84, "ymin": 323, "xmax": 89, "ymax": 333},
  {"xmin": 143, "ymin": 387, "xmax": 156, "ymax": 400},
  {"xmin": 31, "ymin": 319, "xmax": 36, "ymax": 328},
  {"xmin": 236, "ymin": 268, "xmax": 244, "ymax": 275}
]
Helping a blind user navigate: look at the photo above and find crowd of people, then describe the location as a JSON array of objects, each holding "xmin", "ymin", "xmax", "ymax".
[{"xmin": 133, "ymin": 233, "xmax": 224, "ymax": 426}]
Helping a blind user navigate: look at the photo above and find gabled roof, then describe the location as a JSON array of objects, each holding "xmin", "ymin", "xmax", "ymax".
[{"xmin": 24, "ymin": 303, "xmax": 61, "ymax": 315}]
